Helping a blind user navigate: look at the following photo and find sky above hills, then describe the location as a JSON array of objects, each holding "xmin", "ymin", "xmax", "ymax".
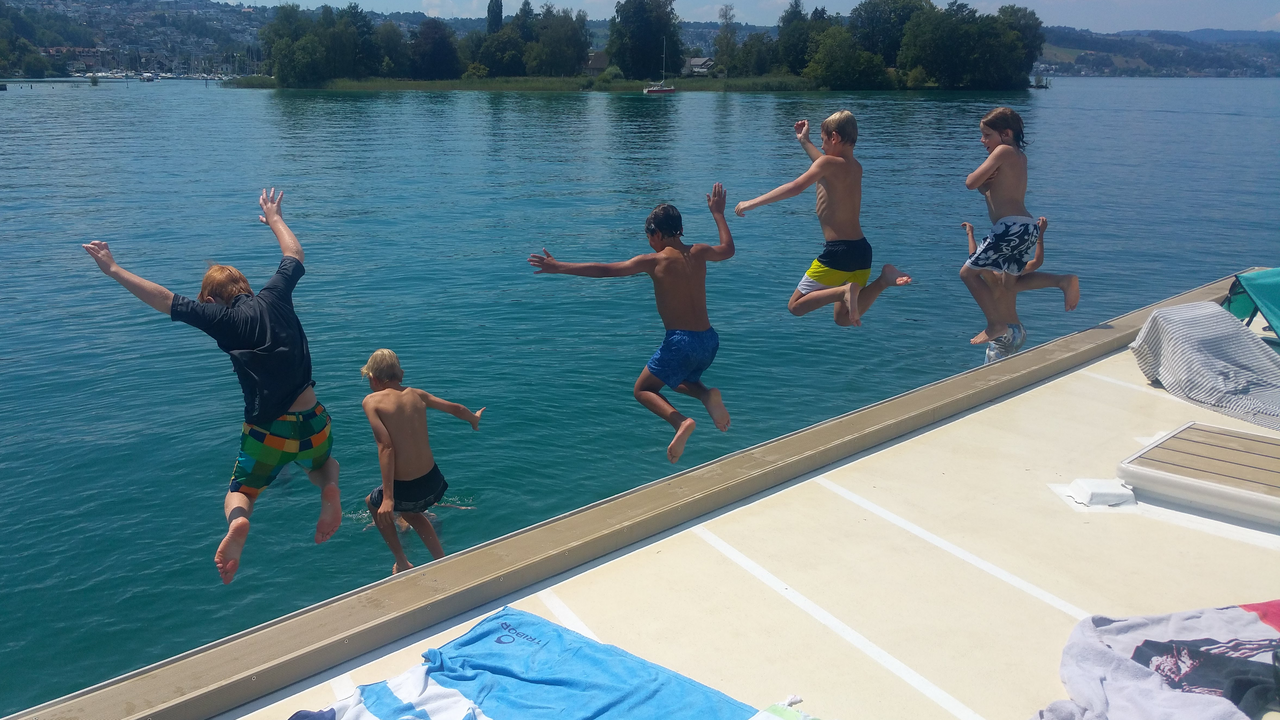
[{"xmin": 358, "ymin": 0, "xmax": 1279, "ymax": 33}]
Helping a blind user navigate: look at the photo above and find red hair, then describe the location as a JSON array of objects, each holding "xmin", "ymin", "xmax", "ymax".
[{"xmin": 200, "ymin": 265, "xmax": 252, "ymax": 303}]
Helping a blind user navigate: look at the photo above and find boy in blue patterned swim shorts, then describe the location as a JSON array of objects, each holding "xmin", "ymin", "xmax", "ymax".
[
  {"xmin": 962, "ymin": 108, "xmax": 1080, "ymax": 350},
  {"xmin": 530, "ymin": 183, "xmax": 735, "ymax": 463}
]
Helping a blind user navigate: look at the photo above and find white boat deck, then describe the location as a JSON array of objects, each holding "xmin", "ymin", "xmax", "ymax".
[{"xmin": 225, "ymin": 347, "xmax": 1280, "ymax": 720}]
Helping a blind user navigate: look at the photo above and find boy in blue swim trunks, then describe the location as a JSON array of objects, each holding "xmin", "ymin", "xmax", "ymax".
[
  {"xmin": 529, "ymin": 183, "xmax": 734, "ymax": 463},
  {"xmin": 962, "ymin": 108, "xmax": 1080, "ymax": 348},
  {"xmin": 735, "ymin": 110, "xmax": 910, "ymax": 326},
  {"xmin": 83, "ymin": 189, "xmax": 341, "ymax": 585}
]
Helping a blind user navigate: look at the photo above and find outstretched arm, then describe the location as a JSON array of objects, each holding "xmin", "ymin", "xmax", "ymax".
[
  {"xmin": 258, "ymin": 188, "xmax": 303, "ymax": 263},
  {"xmin": 795, "ymin": 120, "xmax": 822, "ymax": 162},
  {"xmin": 735, "ymin": 155, "xmax": 833, "ymax": 216},
  {"xmin": 696, "ymin": 182, "xmax": 735, "ymax": 262},
  {"xmin": 362, "ymin": 397, "xmax": 397, "ymax": 524},
  {"xmin": 420, "ymin": 391, "xmax": 484, "ymax": 430},
  {"xmin": 528, "ymin": 250, "xmax": 659, "ymax": 278},
  {"xmin": 82, "ymin": 241, "xmax": 175, "ymax": 315}
]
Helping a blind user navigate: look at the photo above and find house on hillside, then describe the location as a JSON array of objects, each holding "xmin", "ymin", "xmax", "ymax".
[
  {"xmin": 682, "ymin": 57, "xmax": 714, "ymax": 76},
  {"xmin": 585, "ymin": 50, "xmax": 609, "ymax": 77}
]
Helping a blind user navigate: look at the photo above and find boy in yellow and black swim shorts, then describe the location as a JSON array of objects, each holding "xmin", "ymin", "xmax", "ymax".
[
  {"xmin": 83, "ymin": 189, "xmax": 341, "ymax": 585},
  {"xmin": 736, "ymin": 110, "xmax": 910, "ymax": 326}
]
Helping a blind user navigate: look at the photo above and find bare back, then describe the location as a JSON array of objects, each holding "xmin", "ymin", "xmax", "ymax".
[
  {"xmin": 981, "ymin": 148, "xmax": 1030, "ymax": 223},
  {"xmin": 815, "ymin": 156, "xmax": 864, "ymax": 241},
  {"xmin": 366, "ymin": 387, "xmax": 435, "ymax": 480},
  {"xmin": 649, "ymin": 246, "xmax": 711, "ymax": 332}
]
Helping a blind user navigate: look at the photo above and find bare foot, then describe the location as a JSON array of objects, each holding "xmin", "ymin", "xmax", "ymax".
[
  {"xmin": 315, "ymin": 483, "xmax": 341, "ymax": 543},
  {"xmin": 215, "ymin": 517, "xmax": 250, "ymax": 585},
  {"xmin": 880, "ymin": 264, "xmax": 912, "ymax": 286},
  {"xmin": 667, "ymin": 417, "xmax": 696, "ymax": 463},
  {"xmin": 1061, "ymin": 274, "xmax": 1080, "ymax": 311},
  {"xmin": 703, "ymin": 388, "xmax": 730, "ymax": 431},
  {"xmin": 971, "ymin": 324, "xmax": 1009, "ymax": 345},
  {"xmin": 843, "ymin": 283, "xmax": 862, "ymax": 327},
  {"xmin": 392, "ymin": 560, "xmax": 414, "ymax": 575}
]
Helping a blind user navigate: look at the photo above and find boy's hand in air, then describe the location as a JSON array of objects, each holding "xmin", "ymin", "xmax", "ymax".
[
  {"xmin": 83, "ymin": 241, "xmax": 120, "ymax": 276},
  {"xmin": 469, "ymin": 407, "xmax": 485, "ymax": 431},
  {"xmin": 528, "ymin": 249, "xmax": 562, "ymax": 274},
  {"xmin": 707, "ymin": 182, "xmax": 726, "ymax": 216},
  {"xmin": 258, "ymin": 187, "xmax": 284, "ymax": 225},
  {"xmin": 794, "ymin": 119, "xmax": 810, "ymax": 143},
  {"xmin": 734, "ymin": 200, "xmax": 751, "ymax": 217}
]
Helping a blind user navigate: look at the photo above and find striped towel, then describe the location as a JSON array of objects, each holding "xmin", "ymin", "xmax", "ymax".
[
  {"xmin": 1129, "ymin": 302, "xmax": 1280, "ymax": 430},
  {"xmin": 288, "ymin": 607, "xmax": 759, "ymax": 720}
]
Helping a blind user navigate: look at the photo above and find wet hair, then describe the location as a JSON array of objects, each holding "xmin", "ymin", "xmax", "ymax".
[
  {"xmin": 645, "ymin": 204, "xmax": 683, "ymax": 238},
  {"xmin": 361, "ymin": 348, "xmax": 404, "ymax": 383},
  {"xmin": 981, "ymin": 107, "xmax": 1026, "ymax": 151},
  {"xmin": 820, "ymin": 110, "xmax": 858, "ymax": 147},
  {"xmin": 199, "ymin": 264, "xmax": 252, "ymax": 304}
]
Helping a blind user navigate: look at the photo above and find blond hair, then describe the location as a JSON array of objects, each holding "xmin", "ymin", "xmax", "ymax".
[
  {"xmin": 821, "ymin": 110, "xmax": 858, "ymax": 147},
  {"xmin": 361, "ymin": 348, "xmax": 404, "ymax": 383},
  {"xmin": 200, "ymin": 265, "xmax": 252, "ymax": 303}
]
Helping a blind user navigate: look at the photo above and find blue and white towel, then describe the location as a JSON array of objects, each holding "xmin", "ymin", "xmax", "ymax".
[{"xmin": 289, "ymin": 607, "xmax": 760, "ymax": 720}]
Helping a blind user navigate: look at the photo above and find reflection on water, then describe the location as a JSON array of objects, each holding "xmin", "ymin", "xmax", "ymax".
[{"xmin": 0, "ymin": 79, "xmax": 1277, "ymax": 713}]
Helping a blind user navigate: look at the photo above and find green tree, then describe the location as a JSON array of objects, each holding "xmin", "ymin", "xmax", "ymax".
[
  {"xmin": 524, "ymin": 5, "xmax": 590, "ymax": 76},
  {"xmin": 996, "ymin": 4, "xmax": 1043, "ymax": 72},
  {"xmin": 897, "ymin": 1, "xmax": 1029, "ymax": 89},
  {"xmin": 849, "ymin": 0, "xmax": 929, "ymax": 68},
  {"xmin": 410, "ymin": 17, "xmax": 462, "ymax": 79},
  {"xmin": 712, "ymin": 4, "xmax": 737, "ymax": 74},
  {"xmin": 274, "ymin": 34, "xmax": 328, "ymax": 86},
  {"xmin": 511, "ymin": 0, "xmax": 536, "ymax": 42},
  {"xmin": 479, "ymin": 24, "xmax": 526, "ymax": 75},
  {"xmin": 803, "ymin": 25, "xmax": 889, "ymax": 89},
  {"xmin": 336, "ymin": 3, "xmax": 380, "ymax": 77},
  {"xmin": 775, "ymin": 0, "xmax": 808, "ymax": 74},
  {"xmin": 737, "ymin": 31, "xmax": 774, "ymax": 75},
  {"xmin": 606, "ymin": 0, "xmax": 682, "ymax": 80},
  {"xmin": 458, "ymin": 28, "xmax": 486, "ymax": 65},
  {"xmin": 486, "ymin": 0, "xmax": 503, "ymax": 34},
  {"xmin": 21, "ymin": 49, "xmax": 49, "ymax": 78},
  {"xmin": 375, "ymin": 21, "xmax": 409, "ymax": 76}
]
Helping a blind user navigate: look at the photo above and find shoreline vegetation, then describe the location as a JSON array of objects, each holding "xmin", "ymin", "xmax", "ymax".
[
  {"xmin": 224, "ymin": 74, "xmax": 821, "ymax": 91},
  {"xmin": 250, "ymin": 0, "xmax": 1046, "ymax": 92}
]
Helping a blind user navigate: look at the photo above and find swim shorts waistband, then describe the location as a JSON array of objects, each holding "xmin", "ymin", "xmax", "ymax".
[
  {"xmin": 274, "ymin": 402, "xmax": 325, "ymax": 422},
  {"xmin": 992, "ymin": 216, "xmax": 1035, "ymax": 226}
]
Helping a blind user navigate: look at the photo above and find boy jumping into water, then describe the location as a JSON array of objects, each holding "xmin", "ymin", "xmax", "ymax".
[
  {"xmin": 735, "ymin": 110, "xmax": 910, "ymax": 326},
  {"xmin": 961, "ymin": 108, "xmax": 1080, "ymax": 347},
  {"xmin": 360, "ymin": 349, "xmax": 483, "ymax": 575},
  {"xmin": 529, "ymin": 183, "xmax": 734, "ymax": 463},
  {"xmin": 961, "ymin": 217, "xmax": 1078, "ymax": 362},
  {"xmin": 83, "ymin": 189, "xmax": 341, "ymax": 584}
]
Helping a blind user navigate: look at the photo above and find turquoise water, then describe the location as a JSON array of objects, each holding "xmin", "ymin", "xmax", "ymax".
[{"xmin": 1, "ymin": 78, "xmax": 1277, "ymax": 712}]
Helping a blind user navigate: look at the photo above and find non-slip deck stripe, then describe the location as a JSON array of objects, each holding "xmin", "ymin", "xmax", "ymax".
[
  {"xmin": 816, "ymin": 479, "xmax": 1091, "ymax": 621},
  {"xmin": 1079, "ymin": 371, "xmax": 1181, "ymax": 401},
  {"xmin": 692, "ymin": 526, "xmax": 987, "ymax": 720},
  {"xmin": 536, "ymin": 589, "xmax": 599, "ymax": 641}
]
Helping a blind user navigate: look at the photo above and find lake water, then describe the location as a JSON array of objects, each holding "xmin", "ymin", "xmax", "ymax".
[{"xmin": 0, "ymin": 77, "xmax": 1277, "ymax": 712}]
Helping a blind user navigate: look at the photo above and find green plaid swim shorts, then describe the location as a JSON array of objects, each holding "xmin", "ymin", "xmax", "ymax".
[{"xmin": 229, "ymin": 402, "xmax": 333, "ymax": 498}]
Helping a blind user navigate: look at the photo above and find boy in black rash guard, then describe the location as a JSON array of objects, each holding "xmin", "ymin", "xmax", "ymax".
[{"xmin": 83, "ymin": 188, "xmax": 341, "ymax": 585}]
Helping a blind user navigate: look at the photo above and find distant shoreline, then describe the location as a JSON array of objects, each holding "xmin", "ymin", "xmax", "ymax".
[{"xmin": 222, "ymin": 75, "xmax": 820, "ymax": 92}]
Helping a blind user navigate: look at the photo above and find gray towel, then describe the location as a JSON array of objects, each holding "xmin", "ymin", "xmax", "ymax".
[{"xmin": 1129, "ymin": 301, "xmax": 1280, "ymax": 431}]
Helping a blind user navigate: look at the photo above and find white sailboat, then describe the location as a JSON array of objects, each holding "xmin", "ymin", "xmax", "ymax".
[{"xmin": 642, "ymin": 37, "xmax": 675, "ymax": 94}]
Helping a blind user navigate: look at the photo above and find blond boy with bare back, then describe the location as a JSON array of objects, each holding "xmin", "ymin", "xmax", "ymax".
[
  {"xmin": 529, "ymin": 183, "xmax": 734, "ymax": 464},
  {"xmin": 361, "ymin": 349, "xmax": 483, "ymax": 575},
  {"xmin": 961, "ymin": 107, "xmax": 1080, "ymax": 348},
  {"xmin": 735, "ymin": 110, "xmax": 910, "ymax": 326}
]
